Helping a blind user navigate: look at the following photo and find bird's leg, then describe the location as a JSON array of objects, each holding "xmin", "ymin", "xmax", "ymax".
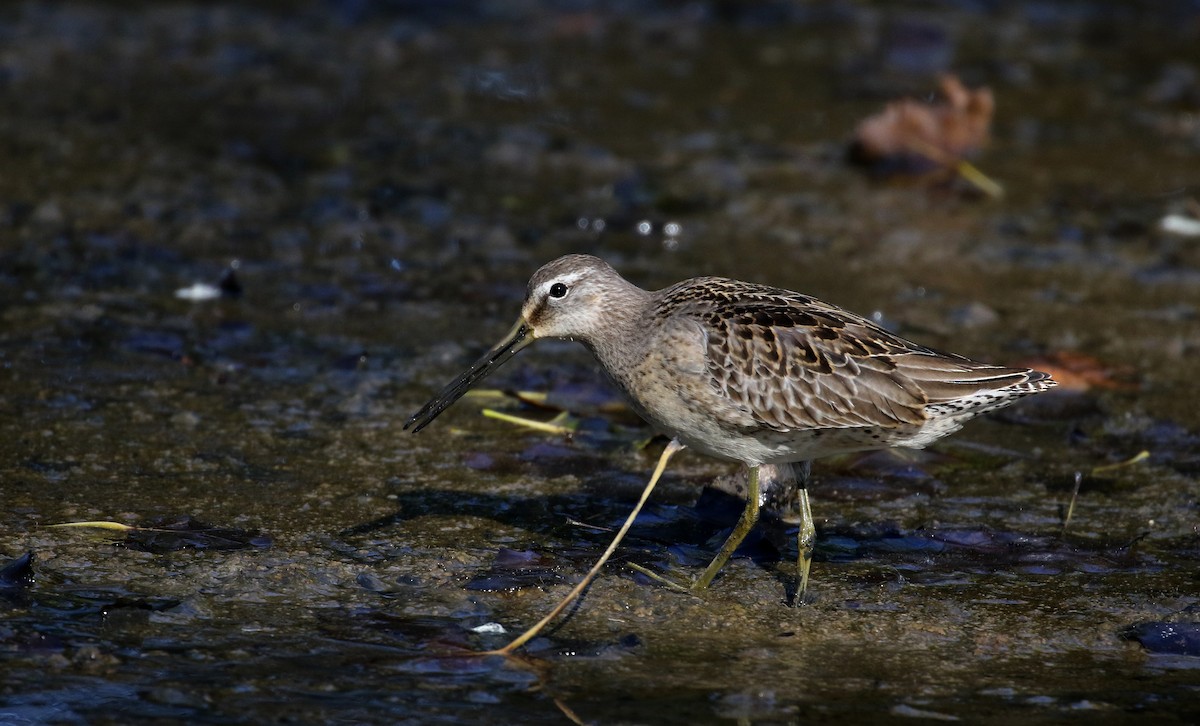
[
  {"xmin": 485, "ymin": 438, "xmax": 686, "ymax": 656},
  {"xmin": 795, "ymin": 460, "xmax": 815, "ymax": 601},
  {"xmin": 688, "ymin": 464, "xmax": 761, "ymax": 593}
]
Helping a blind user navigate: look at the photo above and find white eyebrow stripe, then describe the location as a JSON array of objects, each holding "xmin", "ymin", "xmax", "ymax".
[{"xmin": 538, "ymin": 270, "xmax": 586, "ymax": 293}]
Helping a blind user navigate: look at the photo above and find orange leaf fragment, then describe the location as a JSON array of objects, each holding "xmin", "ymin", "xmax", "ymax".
[
  {"xmin": 1018, "ymin": 351, "xmax": 1138, "ymax": 392},
  {"xmin": 852, "ymin": 74, "xmax": 994, "ymax": 171}
]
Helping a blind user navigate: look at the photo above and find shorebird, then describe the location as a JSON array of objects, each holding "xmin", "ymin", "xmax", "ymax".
[{"xmin": 405, "ymin": 254, "xmax": 1055, "ymax": 652}]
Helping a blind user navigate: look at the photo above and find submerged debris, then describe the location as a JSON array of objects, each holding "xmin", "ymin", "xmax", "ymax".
[
  {"xmin": 0, "ymin": 551, "xmax": 34, "ymax": 589},
  {"xmin": 464, "ymin": 548, "xmax": 569, "ymax": 592},
  {"xmin": 1121, "ymin": 605, "xmax": 1200, "ymax": 657}
]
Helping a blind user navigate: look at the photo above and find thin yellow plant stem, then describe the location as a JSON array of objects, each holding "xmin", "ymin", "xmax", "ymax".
[
  {"xmin": 483, "ymin": 439, "xmax": 686, "ymax": 656},
  {"xmin": 481, "ymin": 409, "xmax": 575, "ymax": 436}
]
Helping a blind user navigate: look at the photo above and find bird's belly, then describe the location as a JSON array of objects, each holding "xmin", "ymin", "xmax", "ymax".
[
  {"xmin": 750, "ymin": 426, "xmax": 909, "ymax": 463},
  {"xmin": 635, "ymin": 391, "xmax": 942, "ymax": 465},
  {"xmin": 659, "ymin": 418, "xmax": 919, "ymax": 465},
  {"xmin": 621, "ymin": 376, "xmax": 888, "ymax": 465}
]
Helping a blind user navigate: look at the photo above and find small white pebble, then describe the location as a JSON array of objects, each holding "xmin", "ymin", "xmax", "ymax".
[
  {"xmin": 174, "ymin": 283, "xmax": 222, "ymax": 301},
  {"xmin": 470, "ymin": 622, "xmax": 507, "ymax": 634},
  {"xmin": 1160, "ymin": 214, "xmax": 1200, "ymax": 237}
]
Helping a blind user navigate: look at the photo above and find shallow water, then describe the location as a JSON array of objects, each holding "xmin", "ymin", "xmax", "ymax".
[{"xmin": 2, "ymin": 1, "xmax": 1200, "ymax": 722}]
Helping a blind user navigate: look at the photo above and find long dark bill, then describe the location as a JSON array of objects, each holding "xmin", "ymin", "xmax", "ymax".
[{"xmin": 404, "ymin": 319, "xmax": 533, "ymax": 433}]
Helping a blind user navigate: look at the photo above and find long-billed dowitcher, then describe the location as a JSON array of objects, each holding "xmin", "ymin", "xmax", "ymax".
[{"xmin": 406, "ymin": 254, "xmax": 1055, "ymax": 650}]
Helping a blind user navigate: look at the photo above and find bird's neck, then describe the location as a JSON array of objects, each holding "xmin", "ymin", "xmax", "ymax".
[{"xmin": 581, "ymin": 286, "xmax": 654, "ymax": 375}]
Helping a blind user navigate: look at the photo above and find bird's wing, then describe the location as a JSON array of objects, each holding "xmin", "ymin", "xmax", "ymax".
[{"xmin": 659, "ymin": 278, "xmax": 1043, "ymax": 433}]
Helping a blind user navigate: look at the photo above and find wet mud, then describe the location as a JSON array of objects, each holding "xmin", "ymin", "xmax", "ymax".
[{"xmin": 2, "ymin": 1, "xmax": 1199, "ymax": 722}]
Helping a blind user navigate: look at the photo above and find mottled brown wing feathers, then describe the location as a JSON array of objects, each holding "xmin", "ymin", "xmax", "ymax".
[
  {"xmin": 659, "ymin": 278, "xmax": 1040, "ymax": 433},
  {"xmin": 890, "ymin": 354, "xmax": 1046, "ymax": 405}
]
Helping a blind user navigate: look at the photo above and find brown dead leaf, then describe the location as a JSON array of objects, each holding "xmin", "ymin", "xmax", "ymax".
[{"xmin": 851, "ymin": 74, "xmax": 994, "ymax": 177}]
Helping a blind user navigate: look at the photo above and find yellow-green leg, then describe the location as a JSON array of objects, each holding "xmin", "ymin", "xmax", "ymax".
[
  {"xmin": 795, "ymin": 460, "xmax": 815, "ymax": 600},
  {"xmin": 796, "ymin": 486, "xmax": 815, "ymax": 599},
  {"xmin": 689, "ymin": 464, "xmax": 761, "ymax": 592}
]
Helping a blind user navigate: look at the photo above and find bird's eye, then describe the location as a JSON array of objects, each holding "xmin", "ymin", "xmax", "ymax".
[{"xmin": 549, "ymin": 282, "xmax": 568, "ymax": 299}]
